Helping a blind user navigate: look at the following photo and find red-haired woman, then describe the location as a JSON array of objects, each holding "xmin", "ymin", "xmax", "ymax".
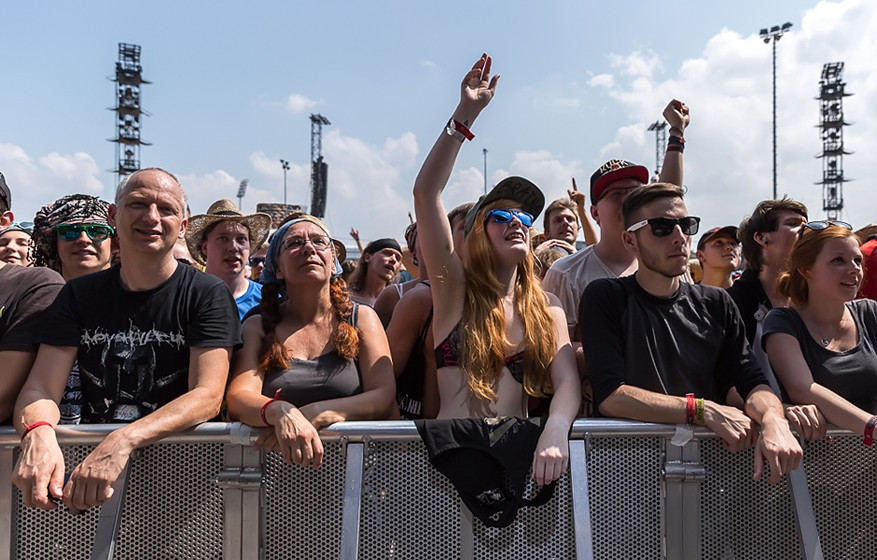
[
  {"xmin": 764, "ymin": 221, "xmax": 877, "ymax": 442},
  {"xmin": 412, "ymin": 54, "xmax": 580, "ymax": 486},
  {"xmin": 226, "ymin": 216, "xmax": 396, "ymax": 469}
]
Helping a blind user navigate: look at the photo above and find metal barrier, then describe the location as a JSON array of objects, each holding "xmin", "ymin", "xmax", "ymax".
[{"xmin": 2, "ymin": 420, "xmax": 875, "ymax": 559}]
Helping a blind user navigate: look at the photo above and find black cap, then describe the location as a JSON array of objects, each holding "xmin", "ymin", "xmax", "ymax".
[{"xmin": 464, "ymin": 176, "xmax": 545, "ymax": 236}]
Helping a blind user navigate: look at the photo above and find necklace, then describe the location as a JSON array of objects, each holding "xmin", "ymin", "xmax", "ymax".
[{"xmin": 810, "ymin": 308, "xmax": 849, "ymax": 348}]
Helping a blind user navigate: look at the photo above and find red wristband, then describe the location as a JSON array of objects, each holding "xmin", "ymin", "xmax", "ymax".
[
  {"xmin": 20, "ymin": 419, "xmax": 54, "ymax": 441},
  {"xmin": 260, "ymin": 388, "xmax": 284, "ymax": 426},
  {"xmin": 685, "ymin": 393, "xmax": 696, "ymax": 425},
  {"xmin": 864, "ymin": 416, "xmax": 877, "ymax": 446},
  {"xmin": 447, "ymin": 118, "xmax": 474, "ymax": 141}
]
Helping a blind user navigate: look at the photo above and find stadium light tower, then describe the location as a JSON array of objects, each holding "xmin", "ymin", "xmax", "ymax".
[
  {"xmin": 280, "ymin": 159, "xmax": 290, "ymax": 204},
  {"xmin": 237, "ymin": 179, "xmax": 249, "ymax": 209},
  {"xmin": 759, "ymin": 22, "xmax": 793, "ymax": 199}
]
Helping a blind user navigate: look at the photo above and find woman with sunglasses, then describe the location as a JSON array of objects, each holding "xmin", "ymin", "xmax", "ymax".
[
  {"xmin": 31, "ymin": 194, "xmax": 115, "ymax": 425},
  {"xmin": 412, "ymin": 54, "xmax": 580, "ymax": 487},
  {"xmin": 226, "ymin": 215, "xmax": 396, "ymax": 469},
  {"xmin": 763, "ymin": 221, "xmax": 877, "ymax": 442}
]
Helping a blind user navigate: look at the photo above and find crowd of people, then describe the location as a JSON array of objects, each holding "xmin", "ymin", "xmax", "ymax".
[{"xmin": 3, "ymin": 53, "xmax": 876, "ymax": 514}]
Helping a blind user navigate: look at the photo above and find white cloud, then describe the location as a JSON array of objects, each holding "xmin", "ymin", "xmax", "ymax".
[
  {"xmin": 608, "ymin": 50, "xmax": 663, "ymax": 79},
  {"xmin": 0, "ymin": 144, "xmax": 109, "ymax": 220},
  {"xmin": 586, "ymin": 0, "xmax": 877, "ymax": 230},
  {"xmin": 286, "ymin": 94, "xmax": 318, "ymax": 113},
  {"xmin": 588, "ymin": 74, "xmax": 615, "ymax": 88}
]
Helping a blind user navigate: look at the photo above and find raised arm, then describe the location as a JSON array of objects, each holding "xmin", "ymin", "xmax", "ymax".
[
  {"xmin": 658, "ymin": 99, "xmax": 689, "ymax": 187},
  {"xmin": 412, "ymin": 54, "xmax": 498, "ymax": 335},
  {"xmin": 569, "ymin": 179, "xmax": 598, "ymax": 246}
]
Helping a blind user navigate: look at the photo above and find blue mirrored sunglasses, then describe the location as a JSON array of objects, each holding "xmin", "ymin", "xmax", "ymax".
[{"xmin": 484, "ymin": 209, "xmax": 535, "ymax": 228}]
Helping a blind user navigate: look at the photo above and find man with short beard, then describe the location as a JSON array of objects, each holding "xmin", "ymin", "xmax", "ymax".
[
  {"xmin": 348, "ymin": 238, "xmax": 402, "ymax": 307},
  {"xmin": 581, "ymin": 183, "xmax": 802, "ymax": 484}
]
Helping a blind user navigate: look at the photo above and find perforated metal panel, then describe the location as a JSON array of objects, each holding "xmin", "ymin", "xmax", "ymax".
[
  {"xmin": 14, "ymin": 445, "xmax": 101, "ymax": 559},
  {"xmin": 804, "ymin": 434, "xmax": 877, "ymax": 559},
  {"xmin": 356, "ymin": 439, "xmax": 574, "ymax": 560},
  {"xmin": 263, "ymin": 441, "xmax": 345, "ymax": 559},
  {"xmin": 587, "ymin": 436, "xmax": 663, "ymax": 559},
  {"xmin": 14, "ymin": 442, "xmax": 223, "ymax": 560},
  {"xmin": 700, "ymin": 438, "xmax": 800, "ymax": 559}
]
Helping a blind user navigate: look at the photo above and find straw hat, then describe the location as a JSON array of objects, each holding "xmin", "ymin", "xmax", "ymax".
[{"xmin": 186, "ymin": 199, "xmax": 271, "ymax": 265}]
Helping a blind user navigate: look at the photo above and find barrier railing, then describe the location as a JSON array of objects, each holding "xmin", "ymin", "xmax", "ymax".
[{"xmin": 2, "ymin": 420, "xmax": 875, "ymax": 559}]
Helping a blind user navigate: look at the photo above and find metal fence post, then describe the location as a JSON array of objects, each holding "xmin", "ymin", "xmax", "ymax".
[{"xmin": 663, "ymin": 438, "xmax": 704, "ymax": 560}]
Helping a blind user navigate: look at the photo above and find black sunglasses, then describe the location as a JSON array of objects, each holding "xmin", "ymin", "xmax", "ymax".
[
  {"xmin": 798, "ymin": 220, "xmax": 852, "ymax": 240},
  {"xmin": 626, "ymin": 216, "xmax": 701, "ymax": 237},
  {"xmin": 248, "ymin": 256, "xmax": 266, "ymax": 267}
]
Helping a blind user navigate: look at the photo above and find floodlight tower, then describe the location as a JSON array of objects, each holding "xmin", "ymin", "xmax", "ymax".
[
  {"xmin": 816, "ymin": 62, "xmax": 852, "ymax": 220},
  {"xmin": 647, "ymin": 121, "xmax": 668, "ymax": 178},
  {"xmin": 309, "ymin": 114, "xmax": 331, "ymax": 218},
  {"xmin": 109, "ymin": 43, "xmax": 151, "ymax": 182},
  {"xmin": 759, "ymin": 22, "xmax": 793, "ymax": 199},
  {"xmin": 237, "ymin": 179, "xmax": 249, "ymax": 210}
]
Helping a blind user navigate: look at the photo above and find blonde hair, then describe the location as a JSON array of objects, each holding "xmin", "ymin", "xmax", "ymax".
[{"xmin": 460, "ymin": 199, "xmax": 556, "ymax": 401}]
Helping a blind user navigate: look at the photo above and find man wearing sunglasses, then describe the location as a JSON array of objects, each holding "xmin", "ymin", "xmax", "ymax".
[
  {"xmin": 13, "ymin": 168, "xmax": 242, "ymax": 512},
  {"xmin": 0, "ymin": 172, "xmax": 65, "ymax": 424},
  {"xmin": 541, "ymin": 100, "xmax": 690, "ymax": 415},
  {"xmin": 581, "ymin": 183, "xmax": 802, "ymax": 484}
]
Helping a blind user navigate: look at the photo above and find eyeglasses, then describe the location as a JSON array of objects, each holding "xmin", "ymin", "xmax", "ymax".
[
  {"xmin": 281, "ymin": 235, "xmax": 333, "ymax": 252},
  {"xmin": 626, "ymin": 216, "xmax": 701, "ymax": 237},
  {"xmin": 56, "ymin": 224, "xmax": 115, "ymax": 242},
  {"xmin": 484, "ymin": 209, "xmax": 535, "ymax": 228},
  {"xmin": 798, "ymin": 220, "xmax": 852, "ymax": 240},
  {"xmin": 248, "ymin": 256, "xmax": 265, "ymax": 267}
]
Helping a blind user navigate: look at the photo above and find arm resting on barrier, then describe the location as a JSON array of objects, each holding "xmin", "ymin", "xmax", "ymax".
[
  {"xmin": 743, "ymin": 384, "xmax": 803, "ymax": 484},
  {"xmin": 0, "ymin": 350, "xmax": 39, "ymax": 423}
]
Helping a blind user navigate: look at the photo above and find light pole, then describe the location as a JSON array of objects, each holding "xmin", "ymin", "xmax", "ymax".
[
  {"xmin": 483, "ymin": 148, "xmax": 488, "ymax": 194},
  {"xmin": 236, "ymin": 179, "xmax": 248, "ymax": 210},
  {"xmin": 760, "ymin": 22, "xmax": 793, "ymax": 200},
  {"xmin": 279, "ymin": 159, "xmax": 290, "ymax": 204}
]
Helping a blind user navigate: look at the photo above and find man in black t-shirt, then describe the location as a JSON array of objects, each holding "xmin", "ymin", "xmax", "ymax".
[
  {"xmin": 12, "ymin": 168, "xmax": 242, "ymax": 511},
  {"xmin": 581, "ymin": 183, "xmax": 801, "ymax": 484},
  {"xmin": 0, "ymin": 172, "xmax": 65, "ymax": 423}
]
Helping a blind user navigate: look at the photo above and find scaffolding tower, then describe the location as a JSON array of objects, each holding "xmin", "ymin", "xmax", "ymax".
[
  {"xmin": 646, "ymin": 121, "xmax": 668, "ymax": 179},
  {"xmin": 309, "ymin": 114, "xmax": 330, "ymax": 218},
  {"xmin": 816, "ymin": 62, "xmax": 852, "ymax": 220},
  {"xmin": 109, "ymin": 43, "xmax": 151, "ymax": 181}
]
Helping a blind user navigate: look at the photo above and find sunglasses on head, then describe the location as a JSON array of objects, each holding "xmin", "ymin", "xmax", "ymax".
[
  {"xmin": 56, "ymin": 224, "xmax": 115, "ymax": 242},
  {"xmin": 797, "ymin": 220, "xmax": 852, "ymax": 240},
  {"xmin": 484, "ymin": 209, "xmax": 535, "ymax": 228},
  {"xmin": 626, "ymin": 216, "xmax": 701, "ymax": 237}
]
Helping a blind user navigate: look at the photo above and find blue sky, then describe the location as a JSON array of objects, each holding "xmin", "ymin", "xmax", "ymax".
[{"xmin": 2, "ymin": 0, "xmax": 874, "ymax": 246}]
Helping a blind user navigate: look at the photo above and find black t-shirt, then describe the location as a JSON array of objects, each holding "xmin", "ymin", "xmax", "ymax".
[
  {"xmin": 0, "ymin": 265, "xmax": 64, "ymax": 352},
  {"xmin": 39, "ymin": 263, "xmax": 242, "ymax": 423},
  {"xmin": 762, "ymin": 299, "xmax": 877, "ymax": 414},
  {"xmin": 726, "ymin": 269, "xmax": 770, "ymax": 346},
  {"xmin": 581, "ymin": 275, "xmax": 768, "ymax": 411}
]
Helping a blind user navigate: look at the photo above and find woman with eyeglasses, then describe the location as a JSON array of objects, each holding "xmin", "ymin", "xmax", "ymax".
[
  {"xmin": 412, "ymin": 54, "xmax": 580, "ymax": 487},
  {"xmin": 31, "ymin": 194, "xmax": 115, "ymax": 425},
  {"xmin": 226, "ymin": 215, "xmax": 396, "ymax": 469},
  {"xmin": 763, "ymin": 221, "xmax": 877, "ymax": 443}
]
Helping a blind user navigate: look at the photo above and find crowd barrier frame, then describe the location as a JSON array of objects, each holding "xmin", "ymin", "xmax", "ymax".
[{"xmin": 1, "ymin": 420, "xmax": 874, "ymax": 559}]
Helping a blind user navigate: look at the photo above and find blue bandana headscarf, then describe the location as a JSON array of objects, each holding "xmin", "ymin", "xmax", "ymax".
[{"xmin": 260, "ymin": 217, "xmax": 344, "ymax": 293}]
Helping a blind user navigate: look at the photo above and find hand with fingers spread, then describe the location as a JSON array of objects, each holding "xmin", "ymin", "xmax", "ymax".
[
  {"xmin": 12, "ymin": 426, "xmax": 66, "ymax": 510},
  {"xmin": 784, "ymin": 403, "xmax": 827, "ymax": 441},
  {"xmin": 663, "ymin": 99, "xmax": 690, "ymax": 133},
  {"xmin": 702, "ymin": 400, "xmax": 757, "ymax": 452},
  {"xmin": 458, "ymin": 53, "xmax": 500, "ymax": 117}
]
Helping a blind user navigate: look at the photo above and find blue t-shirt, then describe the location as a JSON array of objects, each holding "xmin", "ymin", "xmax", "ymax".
[{"xmin": 235, "ymin": 279, "xmax": 263, "ymax": 321}]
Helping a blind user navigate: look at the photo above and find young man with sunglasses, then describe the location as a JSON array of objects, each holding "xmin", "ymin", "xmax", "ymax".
[
  {"xmin": 13, "ymin": 168, "xmax": 242, "ymax": 512},
  {"xmin": 0, "ymin": 172, "xmax": 65, "ymax": 424},
  {"xmin": 581, "ymin": 183, "xmax": 802, "ymax": 484}
]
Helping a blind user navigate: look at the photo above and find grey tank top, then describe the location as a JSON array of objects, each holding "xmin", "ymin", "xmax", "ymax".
[{"xmin": 261, "ymin": 303, "xmax": 362, "ymax": 407}]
